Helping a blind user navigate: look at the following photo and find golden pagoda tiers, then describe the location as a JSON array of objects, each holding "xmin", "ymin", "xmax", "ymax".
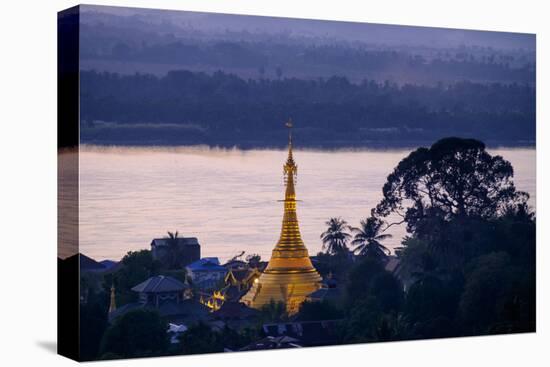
[{"xmin": 241, "ymin": 119, "xmax": 322, "ymax": 314}]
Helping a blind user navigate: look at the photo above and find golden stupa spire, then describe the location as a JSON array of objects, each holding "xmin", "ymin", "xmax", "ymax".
[
  {"xmin": 284, "ymin": 118, "xmax": 297, "ymax": 185},
  {"xmin": 241, "ymin": 119, "xmax": 321, "ymax": 314},
  {"xmin": 285, "ymin": 118, "xmax": 295, "ymax": 161},
  {"xmin": 108, "ymin": 283, "xmax": 117, "ymax": 313},
  {"xmin": 274, "ymin": 118, "xmax": 304, "ymax": 253}
]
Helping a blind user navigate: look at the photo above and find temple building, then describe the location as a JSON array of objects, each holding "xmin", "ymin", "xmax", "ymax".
[
  {"xmin": 108, "ymin": 275, "xmax": 209, "ymax": 324},
  {"xmin": 241, "ymin": 120, "xmax": 322, "ymax": 314},
  {"xmin": 225, "ymin": 267, "xmax": 262, "ymax": 292}
]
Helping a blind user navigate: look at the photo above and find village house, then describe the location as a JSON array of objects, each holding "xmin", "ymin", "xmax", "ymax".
[
  {"xmin": 185, "ymin": 257, "xmax": 227, "ymax": 290},
  {"xmin": 150, "ymin": 237, "xmax": 201, "ymax": 268},
  {"xmin": 108, "ymin": 275, "xmax": 209, "ymax": 324}
]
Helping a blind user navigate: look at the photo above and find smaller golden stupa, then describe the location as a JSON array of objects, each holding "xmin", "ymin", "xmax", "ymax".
[
  {"xmin": 241, "ymin": 119, "xmax": 321, "ymax": 314},
  {"xmin": 108, "ymin": 283, "xmax": 117, "ymax": 313}
]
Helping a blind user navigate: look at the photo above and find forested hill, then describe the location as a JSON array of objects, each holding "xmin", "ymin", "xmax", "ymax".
[{"xmin": 80, "ymin": 70, "xmax": 535, "ymax": 148}]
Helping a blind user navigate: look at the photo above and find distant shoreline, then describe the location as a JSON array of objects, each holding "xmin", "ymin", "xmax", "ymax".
[{"xmin": 79, "ymin": 140, "xmax": 536, "ymax": 151}]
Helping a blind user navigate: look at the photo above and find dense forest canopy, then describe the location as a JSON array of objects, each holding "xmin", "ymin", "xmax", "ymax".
[{"xmin": 80, "ymin": 70, "xmax": 535, "ymax": 147}]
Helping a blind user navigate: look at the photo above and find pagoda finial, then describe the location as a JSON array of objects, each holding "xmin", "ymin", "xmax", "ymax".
[
  {"xmin": 284, "ymin": 118, "xmax": 297, "ymax": 181},
  {"xmin": 285, "ymin": 117, "xmax": 293, "ymax": 148},
  {"xmin": 109, "ymin": 283, "xmax": 117, "ymax": 313}
]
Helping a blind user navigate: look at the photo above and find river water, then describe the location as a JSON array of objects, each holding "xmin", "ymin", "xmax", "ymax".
[{"xmin": 78, "ymin": 146, "xmax": 535, "ymax": 262}]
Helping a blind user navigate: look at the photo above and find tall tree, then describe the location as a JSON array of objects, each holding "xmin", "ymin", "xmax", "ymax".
[
  {"xmin": 350, "ymin": 217, "xmax": 391, "ymax": 260},
  {"xmin": 275, "ymin": 65, "xmax": 283, "ymax": 79},
  {"xmin": 179, "ymin": 322, "xmax": 223, "ymax": 355},
  {"xmin": 373, "ymin": 137, "xmax": 529, "ymax": 236},
  {"xmin": 99, "ymin": 309, "xmax": 168, "ymax": 359},
  {"xmin": 165, "ymin": 231, "xmax": 181, "ymax": 269},
  {"xmin": 104, "ymin": 250, "xmax": 160, "ymax": 305},
  {"xmin": 320, "ymin": 217, "xmax": 351, "ymax": 256},
  {"xmin": 245, "ymin": 253, "xmax": 261, "ymax": 268}
]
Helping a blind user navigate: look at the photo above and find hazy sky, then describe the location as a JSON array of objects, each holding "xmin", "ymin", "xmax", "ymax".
[{"xmin": 81, "ymin": 4, "xmax": 535, "ymax": 51}]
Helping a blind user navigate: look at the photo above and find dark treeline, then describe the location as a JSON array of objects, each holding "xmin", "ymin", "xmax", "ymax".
[
  {"xmin": 80, "ymin": 70, "xmax": 535, "ymax": 147},
  {"xmin": 302, "ymin": 138, "xmax": 535, "ymax": 343}
]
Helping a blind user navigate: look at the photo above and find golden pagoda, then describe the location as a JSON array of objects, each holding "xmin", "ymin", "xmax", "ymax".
[{"xmin": 241, "ymin": 119, "xmax": 321, "ymax": 314}]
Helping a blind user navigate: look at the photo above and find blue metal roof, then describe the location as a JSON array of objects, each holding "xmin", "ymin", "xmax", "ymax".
[{"xmin": 186, "ymin": 257, "xmax": 226, "ymax": 272}]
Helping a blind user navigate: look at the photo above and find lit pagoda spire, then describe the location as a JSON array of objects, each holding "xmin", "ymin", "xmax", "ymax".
[
  {"xmin": 241, "ymin": 119, "xmax": 321, "ymax": 314},
  {"xmin": 275, "ymin": 118, "xmax": 305, "ymax": 252}
]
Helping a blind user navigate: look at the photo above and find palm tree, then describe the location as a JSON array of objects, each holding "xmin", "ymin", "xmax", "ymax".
[
  {"xmin": 320, "ymin": 217, "xmax": 351, "ymax": 256},
  {"xmin": 350, "ymin": 217, "xmax": 392, "ymax": 260},
  {"xmin": 165, "ymin": 231, "xmax": 181, "ymax": 269}
]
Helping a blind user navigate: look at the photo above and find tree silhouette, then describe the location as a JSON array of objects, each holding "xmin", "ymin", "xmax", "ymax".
[
  {"xmin": 245, "ymin": 253, "xmax": 261, "ymax": 268},
  {"xmin": 165, "ymin": 231, "xmax": 181, "ymax": 269},
  {"xmin": 275, "ymin": 65, "xmax": 283, "ymax": 79},
  {"xmin": 373, "ymin": 137, "xmax": 529, "ymax": 236},
  {"xmin": 179, "ymin": 321, "xmax": 223, "ymax": 355},
  {"xmin": 99, "ymin": 309, "xmax": 168, "ymax": 359},
  {"xmin": 320, "ymin": 217, "xmax": 351, "ymax": 256},
  {"xmin": 350, "ymin": 217, "xmax": 391, "ymax": 260}
]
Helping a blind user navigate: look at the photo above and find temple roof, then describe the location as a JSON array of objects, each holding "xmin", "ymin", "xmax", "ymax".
[
  {"xmin": 131, "ymin": 275, "xmax": 187, "ymax": 293},
  {"xmin": 228, "ymin": 268, "xmax": 251, "ymax": 282}
]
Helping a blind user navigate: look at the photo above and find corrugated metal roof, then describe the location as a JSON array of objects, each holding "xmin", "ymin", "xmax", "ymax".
[
  {"xmin": 186, "ymin": 257, "xmax": 226, "ymax": 272},
  {"xmin": 131, "ymin": 275, "xmax": 187, "ymax": 293}
]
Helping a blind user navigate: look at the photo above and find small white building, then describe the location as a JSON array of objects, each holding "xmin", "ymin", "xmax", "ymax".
[{"xmin": 168, "ymin": 323, "xmax": 188, "ymax": 344}]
